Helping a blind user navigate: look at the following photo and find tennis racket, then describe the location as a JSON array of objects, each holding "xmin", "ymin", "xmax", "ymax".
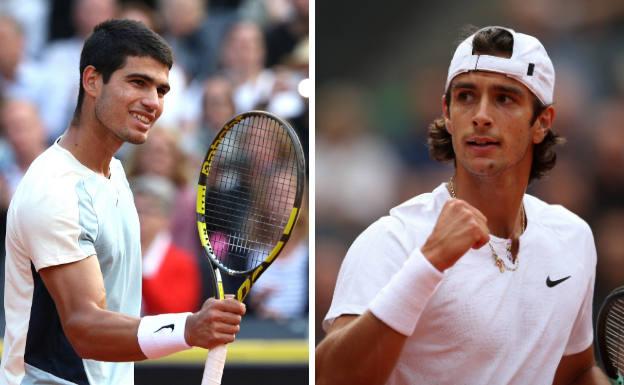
[
  {"xmin": 196, "ymin": 110, "xmax": 306, "ymax": 385},
  {"xmin": 596, "ymin": 286, "xmax": 624, "ymax": 385}
]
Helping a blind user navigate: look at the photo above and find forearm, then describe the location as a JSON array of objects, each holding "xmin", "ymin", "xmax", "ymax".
[
  {"xmin": 64, "ymin": 307, "xmax": 145, "ymax": 361},
  {"xmin": 315, "ymin": 312, "xmax": 407, "ymax": 385}
]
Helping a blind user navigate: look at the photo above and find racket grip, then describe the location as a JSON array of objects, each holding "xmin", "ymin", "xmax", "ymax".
[{"xmin": 201, "ymin": 344, "xmax": 227, "ymax": 385}]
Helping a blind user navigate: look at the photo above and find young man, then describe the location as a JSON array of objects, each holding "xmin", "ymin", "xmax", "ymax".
[
  {"xmin": 316, "ymin": 26, "xmax": 609, "ymax": 385},
  {"xmin": 1, "ymin": 20, "xmax": 245, "ymax": 385}
]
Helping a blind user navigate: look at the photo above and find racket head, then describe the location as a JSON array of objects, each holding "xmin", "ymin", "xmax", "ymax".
[
  {"xmin": 196, "ymin": 110, "xmax": 306, "ymax": 300},
  {"xmin": 597, "ymin": 286, "xmax": 624, "ymax": 382}
]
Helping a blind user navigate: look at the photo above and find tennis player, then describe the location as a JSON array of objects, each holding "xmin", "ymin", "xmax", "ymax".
[
  {"xmin": 1, "ymin": 20, "xmax": 245, "ymax": 385},
  {"xmin": 316, "ymin": 26, "xmax": 609, "ymax": 385}
]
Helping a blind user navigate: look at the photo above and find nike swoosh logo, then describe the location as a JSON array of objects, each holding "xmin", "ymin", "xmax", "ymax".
[
  {"xmin": 546, "ymin": 275, "xmax": 571, "ymax": 287},
  {"xmin": 154, "ymin": 324, "xmax": 175, "ymax": 333}
]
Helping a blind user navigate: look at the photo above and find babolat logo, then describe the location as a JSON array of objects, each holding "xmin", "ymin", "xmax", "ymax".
[
  {"xmin": 201, "ymin": 161, "xmax": 211, "ymax": 176},
  {"xmin": 237, "ymin": 264, "xmax": 265, "ymax": 300}
]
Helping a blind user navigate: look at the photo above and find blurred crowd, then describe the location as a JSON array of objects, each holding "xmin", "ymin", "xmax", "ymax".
[
  {"xmin": 316, "ymin": 2, "xmax": 624, "ymax": 342},
  {"xmin": 0, "ymin": 0, "xmax": 309, "ymax": 329}
]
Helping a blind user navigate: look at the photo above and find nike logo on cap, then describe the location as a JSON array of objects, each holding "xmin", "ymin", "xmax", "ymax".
[
  {"xmin": 546, "ymin": 275, "xmax": 571, "ymax": 287},
  {"xmin": 154, "ymin": 324, "xmax": 175, "ymax": 333}
]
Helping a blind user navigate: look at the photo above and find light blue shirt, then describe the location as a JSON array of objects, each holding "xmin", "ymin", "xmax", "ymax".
[{"xmin": 1, "ymin": 141, "xmax": 141, "ymax": 385}]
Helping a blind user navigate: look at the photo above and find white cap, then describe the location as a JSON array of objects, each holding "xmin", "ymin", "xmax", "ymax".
[{"xmin": 445, "ymin": 26, "xmax": 555, "ymax": 105}]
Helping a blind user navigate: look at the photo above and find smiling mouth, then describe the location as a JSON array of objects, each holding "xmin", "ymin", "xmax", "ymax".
[{"xmin": 130, "ymin": 112, "xmax": 152, "ymax": 125}]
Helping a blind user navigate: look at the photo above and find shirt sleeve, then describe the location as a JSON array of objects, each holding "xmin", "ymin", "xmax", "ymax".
[
  {"xmin": 563, "ymin": 226, "xmax": 597, "ymax": 355},
  {"xmin": 323, "ymin": 214, "xmax": 437, "ymax": 331},
  {"xmin": 20, "ymin": 178, "xmax": 97, "ymax": 271}
]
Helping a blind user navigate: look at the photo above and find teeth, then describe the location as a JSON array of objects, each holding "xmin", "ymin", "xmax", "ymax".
[
  {"xmin": 472, "ymin": 138, "xmax": 495, "ymax": 144},
  {"xmin": 131, "ymin": 113, "xmax": 150, "ymax": 124}
]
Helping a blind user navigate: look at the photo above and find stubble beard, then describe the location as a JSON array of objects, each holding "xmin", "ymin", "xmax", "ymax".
[
  {"xmin": 94, "ymin": 102, "xmax": 149, "ymax": 145},
  {"xmin": 458, "ymin": 141, "xmax": 533, "ymax": 180}
]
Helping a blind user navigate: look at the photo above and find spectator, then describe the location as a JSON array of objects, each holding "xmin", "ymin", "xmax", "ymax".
[
  {"xmin": 0, "ymin": 0, "xmax": 49, "ymax": 59},
  {"xmin": 0, "ymin": 99, "xmax": 47, "ymax": 209},
  {"xmin": 221, "ymin": 20, "xmax": 304, "ymax": 118},
  {"xmin": 158, "ymin": 0, "xmax": 235, "ymax": 82},
  {"xmin": 132, "ymin": 175, "xmax": 201, "ymax": 315},
  {"xmin": 0, "ymin": 15, "xmax": 46, "ymax": 120},
  {"xmin": 181, "ymin": 75, "xmax": 236, "ymax": 163},
  {"xmin": 248, "ymin": 178, "xmax": 308, "ymax": 320},
  {"xmin": 316, "ymin": 83, "xmax": 402, "ymax": 235},
  {"xmin": 118, "ymin": 1, "xmax": 162, "ymax": 32},
  {"xmin": 125, "ymin": 127, "xmax": 199, "ymax": 263},
  {"xmin": 264, "ymin": 0, "xmax": 308, "ymax": 67},
  {"xmin": 39, "ymin": 0, "xmax": 118, "ymax": 140}
]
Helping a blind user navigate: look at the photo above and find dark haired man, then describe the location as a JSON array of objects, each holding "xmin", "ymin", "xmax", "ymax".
[
  {"xmin": 1, "ymin": 19, "xmax": 245, "ymax": 385},
  {"xmin": 316, "ymin": 26, "xmax": 608, "ymax": 385}
]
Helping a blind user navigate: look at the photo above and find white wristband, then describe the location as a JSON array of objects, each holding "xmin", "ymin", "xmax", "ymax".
[
  {"xmin": 137, "ymin": 312, "xmax": 192, "ymax": 359},
  {"xmin": 369, "ymin": 249, "xmax": 443, "ymax": 336}
]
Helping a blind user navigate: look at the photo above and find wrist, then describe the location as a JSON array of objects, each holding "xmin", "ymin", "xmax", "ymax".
[
  {"xmin": 420, "ymin": 245, "xmax": 449, "ymax": 272},
  {"xmin": 369, "ymin": 249, "xmax": 443, "ymax": 336},
  {"xmin": 137, "ymin": 312, "xmax": 193, "ymax": 359},
  {"xmin": 184, "ymin": 313, "xmax": 194, "ymax": 347}
]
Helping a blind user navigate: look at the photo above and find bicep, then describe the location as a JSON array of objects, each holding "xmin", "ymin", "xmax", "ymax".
[
  {"xmin": 326, "ymin": 314, "xmax": 359, "ymax": 335},
  {"xmin": 39, "ymin": 255, "xmax": 106, "ymax": 326},
  {"xmin": 316, "ymin": 312, "xmax": 408, "ymax": 385}
]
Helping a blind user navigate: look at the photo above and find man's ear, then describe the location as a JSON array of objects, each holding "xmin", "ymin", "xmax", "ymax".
[
  {"xmin": 82, "ymin": 65, "xmax": 101, "ymax": 98},
  {"xmin": 442, "ymin": 93, "xmax": 453, "ymax": 133},
  {"xmin": 533, "ymin": 105, "xmax": 555, "ymax": 144}
]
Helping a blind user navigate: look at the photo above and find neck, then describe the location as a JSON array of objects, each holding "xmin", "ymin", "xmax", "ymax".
[
  {"xmin": 450, "ymin": 171, "xmax": 527, "ymax": 239},
  {"xmin": 59, "ymin": 114, "xmax": 123, "ymax": 177}
]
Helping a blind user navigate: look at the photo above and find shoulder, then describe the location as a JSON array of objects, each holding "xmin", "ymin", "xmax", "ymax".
[
  {"xmin": 345, "ymin": 184, "xmax": 447, "ymax": 266},
  {"xmin": 17, "ymin": 146, "xmax": 79, "ymax": 195},
  {"xmin": 525, "ymin": 194, "xmax": 592, "ymax": 238},
  {"xmin": 525, "ymin": 194, "xmax": 596, "ymax": 267},
  {"xmin": 386, "ymin": 183, "xmax": 448, "ymax": 234},
  {"xmin": 12, "ymin": 146, "xmax": 94, "ymax": 221}
]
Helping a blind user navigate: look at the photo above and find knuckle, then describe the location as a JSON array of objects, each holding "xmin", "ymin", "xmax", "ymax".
[{"xmin": 206, "ymin": 310, "xmax": 220, "ymax": 323}]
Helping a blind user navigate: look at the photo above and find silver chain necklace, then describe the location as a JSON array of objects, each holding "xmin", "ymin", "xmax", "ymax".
[{"xmin": 447, "ymin": 176, "xmax": 525, "ymax": 273}]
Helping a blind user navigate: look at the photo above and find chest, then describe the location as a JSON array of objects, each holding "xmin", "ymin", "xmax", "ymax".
[
  {"xmin": 79, "ymin": 175, "xmax": 140, "ymax": 274},
  {"xmin": 411, "ymin": 238, "xmax": 589, "ymax": 355}
]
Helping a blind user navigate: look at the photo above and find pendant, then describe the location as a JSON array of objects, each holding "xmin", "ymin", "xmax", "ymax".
[{"xmin": 495, "ymin": 258, "xmax": 505, "ymax": 273}]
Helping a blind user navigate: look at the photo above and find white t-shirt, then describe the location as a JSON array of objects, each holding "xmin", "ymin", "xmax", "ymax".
[
  {"xmin": 1, "ymin": 142, "xmax": 142, "ymax": 385},
  {"xmin": 324, "ymin": 183, "xmax": 596, "ymax": 385}
]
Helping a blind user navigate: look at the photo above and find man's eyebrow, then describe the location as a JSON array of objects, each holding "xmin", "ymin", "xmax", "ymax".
[
  {"xmin": 451, "ymin": 82, "xmax": 477, "ymax": 90},
  {"xmin": 126, "ymin": 73, "xmax": 170, "ymax": 92},
  {"xmin": 451, "ymin": 81, "xmax": 524, "ymax": 96},
  {"xmin": 492, "ymin": 84, "xmax": 524, "ymax": 96}
]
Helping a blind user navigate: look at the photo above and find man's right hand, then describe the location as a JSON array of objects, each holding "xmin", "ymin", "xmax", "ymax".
[
  {"xmin": 421, "ymin": 198, "xmax": 490, "ymax": 272},
  {"xmin": 184, "ymin": 297, "xmax": 246, "ymax": 349}
]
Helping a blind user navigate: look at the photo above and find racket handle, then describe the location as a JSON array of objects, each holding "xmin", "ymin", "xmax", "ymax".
[{"xmin": 201, "ymin": 344, "xmax": 227, "ymax": 385}]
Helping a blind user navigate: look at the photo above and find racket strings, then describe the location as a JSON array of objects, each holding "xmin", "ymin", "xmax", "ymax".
[
  {"xmin": 605, "ymin": 299, "xmax": 624, "ymax": 372},
  {"xmin": 204, "ymin": 194, "xmax": 293, "ymax": 225},
  {"xmin": 203, "ymin": 115, "xmax": 299, "ymax": 273}
]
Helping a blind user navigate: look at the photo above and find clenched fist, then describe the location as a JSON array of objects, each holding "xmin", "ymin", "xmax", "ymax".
[{"xmin": 421, "ymin": 199, "xmax": 490, "ymax": 271}]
